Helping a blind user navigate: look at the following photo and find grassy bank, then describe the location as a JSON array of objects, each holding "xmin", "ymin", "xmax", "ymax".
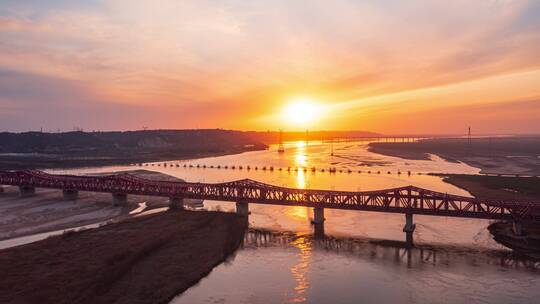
[{"xmin": 0, "ymin": 210, "xmax": 247, "ymax": 304}]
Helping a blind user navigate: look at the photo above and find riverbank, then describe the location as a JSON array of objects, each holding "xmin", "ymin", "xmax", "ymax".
[
  {"xmin": 488, "ymin": 222, "xmax": 540, "ymax": 260},
  {"xmin": 0, "ymin": 210, "xmax": 247, "ymax": 304},
  {"xmin": 437, "ymin": 174, "xmax": 540, "ymax": 256},
  {"xmin": 0, "ymin": 149, "xmax": 257, "ymax": 171},
  {"xmin": 0, "ymin": 170, "xmax": 199, "ymax": 241},
  {"xmin": 0, "ymin": 129, "xmax": 268, "ymax": 171},
  {"xmin": 436, "ymin": 174, "xmax": 540, "ymax": 201},
  {"xmin": 368, "ymin": 137, "xmax": 540, "ymax": 176}
]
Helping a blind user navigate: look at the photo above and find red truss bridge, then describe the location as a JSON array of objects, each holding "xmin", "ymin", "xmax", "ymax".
[{"xmin": 1, "ymin": 170, "xmax": 539, "ymax": 242}]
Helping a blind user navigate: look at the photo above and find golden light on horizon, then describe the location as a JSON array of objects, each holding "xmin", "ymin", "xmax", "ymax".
[{"xmin": 282, "ymin": 98, "xmax": 321, "ymax": 127}]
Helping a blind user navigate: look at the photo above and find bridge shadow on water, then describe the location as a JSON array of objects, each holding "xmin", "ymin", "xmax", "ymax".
[{"xmin": 238, "ymin": 229, "xmax": 540, "ymax": 272}]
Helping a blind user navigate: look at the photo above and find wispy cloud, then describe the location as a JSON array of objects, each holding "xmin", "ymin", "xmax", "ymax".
[{"xmin": 0, "ymin": 0, "xmax": 539, "ymax": 132}]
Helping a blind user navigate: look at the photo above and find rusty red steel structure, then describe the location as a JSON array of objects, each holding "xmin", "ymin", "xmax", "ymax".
[{"xmin": 1, "ymin": 170, "xmax": 539, "ymax": 221}]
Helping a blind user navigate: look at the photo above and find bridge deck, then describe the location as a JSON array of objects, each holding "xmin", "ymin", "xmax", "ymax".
[{"xmin": 1, "ymin": 170, "xmax": 539, "ymax": 221}]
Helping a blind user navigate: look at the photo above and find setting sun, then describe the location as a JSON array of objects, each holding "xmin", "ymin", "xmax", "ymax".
[{"xmin": 283, "ymin": 98, "xmax": 320, "ymax": 126}]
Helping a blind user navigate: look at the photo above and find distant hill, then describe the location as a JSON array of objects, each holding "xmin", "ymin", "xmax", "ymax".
[
  {"xmin": 0, "ymin": 129, "xmax": 265, "ymax": 154},
  {"xmin": 0, "ymin": 129, "xmax": 267, "ymax": 170}
]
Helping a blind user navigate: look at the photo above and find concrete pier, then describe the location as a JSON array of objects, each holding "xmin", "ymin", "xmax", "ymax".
[
  {"xmin": 236, "ymin": 201, "xmax": 249, "ymax": 216},
  {"xmin": 313, "ymin": 207, "xmax": 325, "ymax": 224},
  {"xmin": 512, "ymin": 221, "xmax": 524, "ymax": 236},
  {"xmin": 314, "ymin": 222, "xmax": 325, "ymax": 238},
  {"xmin": 0, "ymin": 186, "xmax": 4, "ymax": 193},
  {"xmin": 403, "ymin": 213, "xmax": 416, "ymax": 246},
  {"xmin": 169, "ymin": 197, "xmax": 185, "ymax": 210},
  {"xmin": 313, "ymin": 207, "xmax": 325, "ymax": 238},
  {"xmin": 19, "ymin": 185, "xmax": 35, "ymax": 197},
  {"xmin": 112, "ymin": 193, "xmax": 128, "ymax": 206},
  {"xmin": 62, "ymin": 189, "xmax": 79, "ymax": 200}
]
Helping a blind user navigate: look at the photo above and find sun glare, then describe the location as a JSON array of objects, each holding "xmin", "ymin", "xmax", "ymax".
[{"xmin": 283, "ymin": 98, "xmax": 320, "ymax": 126}]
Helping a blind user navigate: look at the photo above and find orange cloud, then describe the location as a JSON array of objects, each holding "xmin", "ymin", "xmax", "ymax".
[{"xmin": 0, "ymin": 1, "xmax": 539, "ymax": 133}]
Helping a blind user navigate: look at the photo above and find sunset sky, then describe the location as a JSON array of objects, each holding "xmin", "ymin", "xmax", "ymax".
[{"xmin": 1, "ymin": 0, "xmax": 539, "ymax": 134}]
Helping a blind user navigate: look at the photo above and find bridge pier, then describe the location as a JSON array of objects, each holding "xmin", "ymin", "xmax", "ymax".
[
  {"xmin": 403, "ymin": 213, "xmax": 416, "ymax": 246},
  {"xmin": 19, "ymin": 185, "xmax": 35, "ymax": 197},
  {"xmin": 169, "ymin": 197, "xmax": 185, "ymax": 210},
  {"xmin": 112, "ymin": 193, "xmax": 128, "ymax": 206},
  {"xmin": 314, "ymin": 222, "xmax": 325, "ymax": 238},
  {"xmin": 312, "ymin": 207, "xmax": 325, "ymax": 238},
  {"xmin": 512, "ymin": 221, "xmax": 524, "ymax": 236},
  {"xmin": 313, "ymin": 207, "xmax": 325, "ymax": 224},
  {"xmin": 0, "ymin": 186, "xmax": 3, "ymax": 193},
  {"xmin": 236, "ymin": 202, "xmax": 249, "ymax": 217},
  {"xmin": 62, "ymin": 189, "xmax": 79, "ymax": 200}
]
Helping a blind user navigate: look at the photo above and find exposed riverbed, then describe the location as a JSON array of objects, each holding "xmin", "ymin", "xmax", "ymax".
[
  {"xmin": 0, "ymin": 170, "xmax": 193, "ymax": 241},
  {"xmin": 0, "ymin": 210, "xmax": 247, "ymax": 304}
]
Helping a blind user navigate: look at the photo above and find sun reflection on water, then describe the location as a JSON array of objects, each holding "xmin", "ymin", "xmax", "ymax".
[
  {"xmin": 296, "ymin": 168, "xmax": 306, "ymax": 189},
  {"xmin": 289, "ymin": 142, "xmax": 312, "ymax": 302},
  {"xmin": 286, "ymin": 205, "xmax": 310, "ymax": 220},
  {"xmin": 288, "ymin": 234, "xmax": 313, "ymax": 303},
  {"xmin": 285, "ymin": 143, "xmax": 310, "ymax": 221},
  {"xmin": 294, "ymin": 141, "xmax": 307, "ymax": 168}
]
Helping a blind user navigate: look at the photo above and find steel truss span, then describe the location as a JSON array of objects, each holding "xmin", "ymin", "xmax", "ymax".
[{"xmin": 1, "ymin": 170, "xmax": 539, "ymax": 221}]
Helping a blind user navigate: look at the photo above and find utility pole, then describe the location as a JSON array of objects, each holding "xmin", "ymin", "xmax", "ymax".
[
  {"xmin": 278, "ymin": 129, "xmax": 285, "ymax": 153},
  {"xmin": 467, "ymin": 126, "xmax": 472, "ymax": 156}
]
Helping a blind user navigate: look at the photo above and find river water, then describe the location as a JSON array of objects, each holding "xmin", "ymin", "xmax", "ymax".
[{"xmin": 51, "ymin": 140, "xmax": 539, "ymax": 303}]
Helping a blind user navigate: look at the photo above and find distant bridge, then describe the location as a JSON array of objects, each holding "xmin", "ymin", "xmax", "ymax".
[
  {"xmin": 1, "ymin": 170, "xmax": 539, "ymax": 243},
  {"xmin": 320, "ymin": 136, "xmax": 423, "ymax": 143}
]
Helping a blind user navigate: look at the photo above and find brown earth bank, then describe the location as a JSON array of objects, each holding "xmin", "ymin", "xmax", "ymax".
[
  {"xmin": 488, "ymin": 222, "xmax": 540, "ymax": 260},
  {"xmin": 437, "ymin": 174, "xmax": 540, "ymax": 257},
  {"xmin": 368, "ymin": 137, "xmax": 540, "ymax": 176},
  {"xmin": 436, "ymin": 174, "xmax": 540, "ymax": 201},
  {"xmin": 0, "ymin": 210, "xmax": 247, "ymax": 304}
]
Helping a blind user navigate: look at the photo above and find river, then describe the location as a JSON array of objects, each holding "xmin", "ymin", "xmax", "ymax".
[{"xmin": 49, "ymin": 140, "xmax": 539, "ymax": 303}]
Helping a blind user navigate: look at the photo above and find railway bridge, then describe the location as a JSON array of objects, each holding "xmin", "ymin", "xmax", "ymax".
[{"xmin": 1, "ymin": 170, "xmax": 539, "ymax": 244}]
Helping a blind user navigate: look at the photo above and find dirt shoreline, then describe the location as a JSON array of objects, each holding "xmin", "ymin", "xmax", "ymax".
[
  {"xmin": 0, "ymin": 210, "xmax": 247, "ymax": 304},
  {"xmin": 368, "ymin": 137, "xmax": 540, "ymax": 176},
  {"xmin": 0, "ymin": 170, "xmax": 199, "ymax": 241},
  {"xmin": 436, "ymin": 174, "xmax": 540, "ymax": 201},
  {"xmin": 437, "ymin": 174, "xmax": 540, "ymax": 256},
  {"xmin": 0, "ymin": 149, "xmax": 255, "ymax": 171}
]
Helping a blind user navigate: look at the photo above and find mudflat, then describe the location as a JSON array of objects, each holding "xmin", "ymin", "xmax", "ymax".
[
  {"xmin": 0, "ymin": 210, "xmax": 247, "ymax": 304},
  {"xmin": 436, "ymin": 174, "xmax": 540, "ymax": 255},
  {"xmin": 437, "ymin": 174, "xmax": 540, "ymax": 201},
  {"xmin": 368, "ymin": 137, "xmax": 540, "ymax": 176},
  {"xmin": 0, "ymin": 170, "xmax": 197, "ymax": 240}
]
